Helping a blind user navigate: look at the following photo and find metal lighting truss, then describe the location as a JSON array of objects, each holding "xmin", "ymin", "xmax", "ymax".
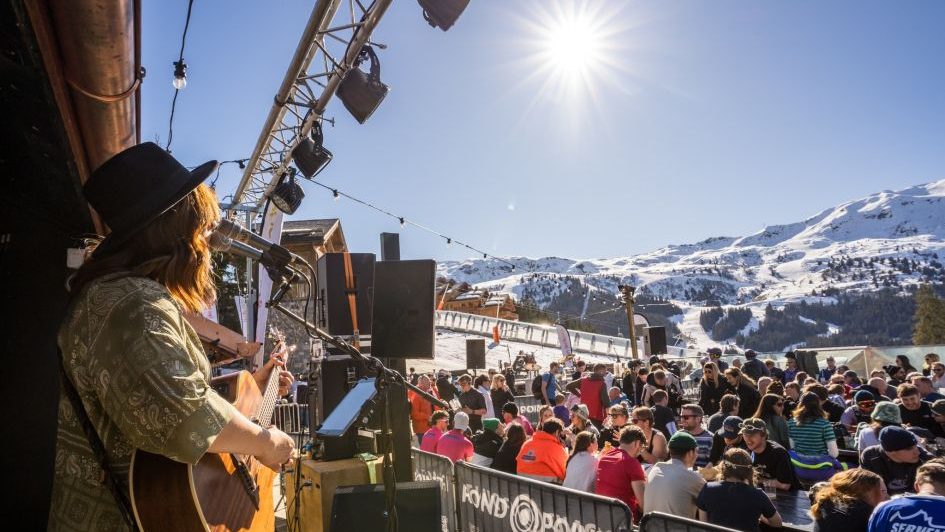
[{"xmin": 229, "ymin": 0, "xmax": 393, "ymax": 216}]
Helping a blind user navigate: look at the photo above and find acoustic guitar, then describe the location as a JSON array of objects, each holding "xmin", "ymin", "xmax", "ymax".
[{"xmin": 129, "ymin": 331, "xmax": 290, "ymax": 532}]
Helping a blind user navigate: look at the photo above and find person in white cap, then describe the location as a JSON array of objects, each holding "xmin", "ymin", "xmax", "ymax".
[{"xmin": 435, "ymin": 411, "xmax": 474, "ymax": 463}]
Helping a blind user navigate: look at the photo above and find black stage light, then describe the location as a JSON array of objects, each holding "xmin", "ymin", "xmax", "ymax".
[
  {"xmin": 418, "ymin": 0, "xmax": 470, "ymax": 32},
  {"xmin": 292, "ymin": 122, "xmax": 332, "ymax": 178},
  {"xmin": 336, "ymin": 46, "xmax": 389, "ymax": 124},
  {"xmin": 271, "ymin": 169, "xmax": 305, "ymax": 215}
]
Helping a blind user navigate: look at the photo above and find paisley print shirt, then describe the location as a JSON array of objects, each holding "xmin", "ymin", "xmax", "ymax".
[{"xmin": 49, "ymin": 275, "xmax": 235, "ymax": 531}]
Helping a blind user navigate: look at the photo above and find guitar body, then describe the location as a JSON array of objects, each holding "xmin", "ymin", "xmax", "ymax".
[{"xmin": 130, "ymin": 371, "xmax": 277, "ymax": 532}]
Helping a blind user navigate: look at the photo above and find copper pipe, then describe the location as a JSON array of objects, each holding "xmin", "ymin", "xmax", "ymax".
[{"xmin": 48, "ymin": 0, "xmax": 139, "ymax": 172}]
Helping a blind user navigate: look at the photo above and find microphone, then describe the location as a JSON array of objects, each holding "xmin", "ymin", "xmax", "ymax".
[
  {"xmin": 213, "ymin": 218, "xmax": 307, "ymax": 270},
  {"xmin": 208, "ymin": 231, "xmax": 263, "ymax": 262}
]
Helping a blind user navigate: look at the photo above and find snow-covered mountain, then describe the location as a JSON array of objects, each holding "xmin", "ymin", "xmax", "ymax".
[{"xmin": 437, "ymin": 180, "xmax": 945, "ymax": 349}]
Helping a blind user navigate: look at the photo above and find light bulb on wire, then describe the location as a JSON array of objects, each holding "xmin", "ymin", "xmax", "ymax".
[
  {"xmin": 399, "ymin": 217, "xmax": 405, "ymax": 227},
  {"xmin": 332, "ymin": 189, "xmax": 340, "ymax": 201},
  {"xmin": 172, "ymin": 60, "xmax": 187, "ymax": 90}
]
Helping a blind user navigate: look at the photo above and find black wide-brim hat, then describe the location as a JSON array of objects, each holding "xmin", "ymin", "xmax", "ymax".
[{"xmin": 83, "ymin": 142, "xmax": 218, "ymax": 258}]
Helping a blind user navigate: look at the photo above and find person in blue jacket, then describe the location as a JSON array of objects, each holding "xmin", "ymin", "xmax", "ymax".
[{"xmin": 868, "ymin": 458, "xmax": 945, "ymax": 532}]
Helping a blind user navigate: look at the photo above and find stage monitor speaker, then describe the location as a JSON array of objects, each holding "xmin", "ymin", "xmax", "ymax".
[
  {"xmin": 315, "ymin": 253, "xmax": 375, "ymax": 338},
  {"xmin": 372, "ymin": 259, "xmax": 435, "ymax": 359},
  {"xmin": 316, "ymin": 354, "xmax": 361, "ymax": 460},
  {"xmin": 646, "ymin": 326, "xmax": 667, "ymax": 355},
  {"xmin": 379, "ymin": 232, "xmax": 400, "ymax": 261},
  {"xmin": 466, "ymin": 338, "xmax": 486, "ymax": 370},
  {"xmin": 330, "ymin": 481, "xmax": 441, "ymax": 532}
]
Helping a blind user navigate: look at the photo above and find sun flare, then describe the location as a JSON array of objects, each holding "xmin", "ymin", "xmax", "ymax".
[{"xmin": 541, "ymin": 12, "xmax": 604, "ymax": 80}]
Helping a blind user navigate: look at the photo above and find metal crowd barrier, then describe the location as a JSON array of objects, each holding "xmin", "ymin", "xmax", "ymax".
[
  {"xmin": 273, "ymin": 402, "xmax": 309, "ymax": 437},
  {"xmin": 639, "ymin": 512, "xmax": 735, "ymax": 532},
  {"xmin": 412, "ymin": 448, "xmax": 457, "ymax": 532},
  {"xmin": 454, "ymin": 461, "xmax": 633, "ymax": 532}
]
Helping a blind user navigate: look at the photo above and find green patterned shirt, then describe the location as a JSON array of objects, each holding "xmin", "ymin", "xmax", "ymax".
[{"xmin": 49, "ymin": 275, "xmax": 236, "ymax": 531}]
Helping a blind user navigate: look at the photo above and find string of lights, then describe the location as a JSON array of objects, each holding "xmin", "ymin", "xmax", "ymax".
[
  {"xmin": 300, "ymin": 177, "xmax": 518, "ymax": 269},
  {"xmin": 165, "ymin": 0, "xmax": 196, "ymax": 153}
]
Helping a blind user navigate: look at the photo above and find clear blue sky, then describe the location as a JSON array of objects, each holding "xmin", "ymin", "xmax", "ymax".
[{"xmin": 141, "ymin": 1, "xmax": 945, "ymax": 263}]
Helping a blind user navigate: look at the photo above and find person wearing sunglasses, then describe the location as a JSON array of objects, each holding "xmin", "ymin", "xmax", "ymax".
[
  {"xmin": 599, "ymin": 404, "xmax": 630, "ymax": 449},
  {"xmin": 699, "ymin": 362, "xmax": 725, "ymax": 416},
  {"xmin": 931, "ymin": 363, "xmax": 945, "ymax": 389},
  {"xmin": 841, "ymin": 390, "xmax": 877, "ymax": 434},
  {"xmin": 751, "ymin": 393, "xmax": 791, "ymax": 449}
]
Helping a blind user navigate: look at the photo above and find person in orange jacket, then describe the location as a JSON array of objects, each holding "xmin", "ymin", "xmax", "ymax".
[
  {"xmin": 516, "ymin": 418, "xmax": 568, "ymax": 483},
  {"xmin": 410, "ymin": 374, "xmax": 440, "ymax": 445}
]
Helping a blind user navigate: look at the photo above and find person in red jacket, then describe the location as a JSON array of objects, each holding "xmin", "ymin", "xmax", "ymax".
[
  {"xmin": 566, "ymin": 363, "xmax": 610, "ymax": 428},
  {"xmin": 410, "ymin": 374, "xmax": 440, "ymax": 444},
  {"xmin": 517, "ymin": 419, "xmax": 568, "ymax": 483}
]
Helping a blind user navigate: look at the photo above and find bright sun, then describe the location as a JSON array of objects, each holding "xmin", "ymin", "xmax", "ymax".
[
  {"xmin": 542, "ymin": 13, "xmax": 603, "ymax": 79},
  {"xmin": 515, "ymin": 1, "xmax": 624, "ymax": 105}
]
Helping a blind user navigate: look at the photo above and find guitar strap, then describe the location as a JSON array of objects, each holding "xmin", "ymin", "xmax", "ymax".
[
  {"xmin": 342, "ymin": 252, "xmax": 360, "ymax": 350},
  {"xmin": 58, "ymin": 350, "xmax": 139, "ymax": 531}
]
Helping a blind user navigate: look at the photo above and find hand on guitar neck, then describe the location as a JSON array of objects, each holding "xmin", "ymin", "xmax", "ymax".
[{"xmin": 252, "ymin": 340, "xmax": 294, "ymax": 398}]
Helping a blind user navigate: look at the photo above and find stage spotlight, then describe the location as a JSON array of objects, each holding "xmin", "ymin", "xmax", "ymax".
[
  {"xmin": 271, "ymin": 169, "xmax": 305, "ymax": 215},
  {"xmin": 336, "ymin": 46, "xmax": 389, "ymax": 124},
  {"xmin": 292, "ymin": 122, "xmax": 332, "ymax": 178},
  {"xmin": 418, "ymin": 0, "xmax": 469, "ymax": 32}
]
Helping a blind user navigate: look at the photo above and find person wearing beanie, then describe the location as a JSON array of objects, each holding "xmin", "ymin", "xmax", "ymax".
[
  {"xmin": 841, "ymin": 390, "xmax": 876, "ymax": 433},
  {"xmin": 435, "ymin": 411, "xmax": 474, "ymax": 463},
  {"xmin": 740, "ymin": 418, "xmax": 800, "ymax": 491},
  {"xmin": 644, "ymin": 431, "xmax": 706, "ymax": 519},
  {"xmin": 854, "ymin": 401, "xmax": 903, "ymax": 453},
  {"xmin": 930, "ymin": 399, "xmax": 945, "ymax": 437},
  {"xmin": 741, "ymin": 349, "xmax": 769, "ymax": 382},
  {"xmin": 470, "ymin": 418, "xmax": 505, "ymax": 467},
  {"xmin": 861, "ymin": 425, "xmax": 933, "ymax": 496},
  {"xmin": 566, "ymin": 404, "xmax": 600, "ymax": 444},
  {"xmin": 708, "ymin": 347, "xmax": 728, "ymax": 371}
]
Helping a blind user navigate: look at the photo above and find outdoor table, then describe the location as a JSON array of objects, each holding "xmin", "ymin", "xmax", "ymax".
[{"xmin": 760, "ymin": 489, "xmax": 813, "ymax": 532}]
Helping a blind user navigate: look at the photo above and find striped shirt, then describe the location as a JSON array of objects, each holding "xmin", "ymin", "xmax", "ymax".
[
  {"xmin": 682, "ymin": 428, "xmax": 715, "ymax": 468},
  {"xmin": 787, "ymin": 417, "xmax": 835, "ymax": 455}
]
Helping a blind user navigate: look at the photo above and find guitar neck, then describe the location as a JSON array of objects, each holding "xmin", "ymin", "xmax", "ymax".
[{"xmin": 255, "ymin": 354, "xmax": 284, "ymax": 429}]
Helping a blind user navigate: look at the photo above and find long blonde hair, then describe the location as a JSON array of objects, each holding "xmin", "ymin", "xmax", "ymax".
[
  {"xmin": 69, "ymin": 184, "xmax": 220, "ymax": 313},
  {"xmin": 810, "ymin": 468, "xmax": 882, "ymax": 518},
  {"xmin": 702, "ymin": 362, "xmax": 720, "ymax": 387}
]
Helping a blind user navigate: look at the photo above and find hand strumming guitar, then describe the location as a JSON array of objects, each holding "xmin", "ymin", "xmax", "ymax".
[{"xmin": 256, "ymin": 427, "xmax": 296, "ymax": 471}]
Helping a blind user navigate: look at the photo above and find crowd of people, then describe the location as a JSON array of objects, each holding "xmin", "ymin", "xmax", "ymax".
[{"xmin": 406, "ymin": 349, "xmax": 945, "ymax": 532}]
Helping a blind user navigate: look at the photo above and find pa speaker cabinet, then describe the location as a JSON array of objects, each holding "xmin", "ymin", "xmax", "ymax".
[
  {"xmin": 646, "ymin": 326, "xmax": 668, "ymax": 355},
  {"xmin": 330, "ymin": 481, "xmax": 441, "ymax": 532},
  {"xmin": 372, "ymin": 259, "xmax": 435, "ymax": 358},
  {"xmin": 379, "ymin": 232, "xmax": 400, "ymax": 261},
  {"xmin": 315, "ymin": 253, "xmax": 375, "ymax": 337},
  {"xmin": 284, "ymin": 457, "xmax": 384, "ymax": 532},
  {"xmin": 466, "ymin": 338, "xmax": 486, "ymax": 369}
]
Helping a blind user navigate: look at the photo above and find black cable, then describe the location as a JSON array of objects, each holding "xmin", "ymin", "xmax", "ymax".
[{"xmin": 165, "ymin": 0, "xmax": 195, "ymax": 152}]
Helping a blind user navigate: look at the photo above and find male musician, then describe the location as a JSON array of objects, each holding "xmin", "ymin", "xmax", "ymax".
[{"xmin": 51, "ymin": 144, "xmax": 295, "ymax": 531}]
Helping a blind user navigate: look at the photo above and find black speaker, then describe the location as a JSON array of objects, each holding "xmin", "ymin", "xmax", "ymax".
[
  {"xmin": 372, "ymin": 260, "xmax": 435, "ymax": 359},
  {"xmin": 330, "ymin": 481, "xmax": 441, "ymax": 531},
  {"xmin": 315, "ymin": 253, "xmax": 375, "ymax": 337},
  {"xmin": 379, "ymin": 232, "xmax": 400, "ymax": 261},
  {"xmin": 647, "ymin": 326, "xmax": 667, "ymax": 355},
  {"xmin": 466, "ymin": 338, "xmax": 486, "ymax": 369}
]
